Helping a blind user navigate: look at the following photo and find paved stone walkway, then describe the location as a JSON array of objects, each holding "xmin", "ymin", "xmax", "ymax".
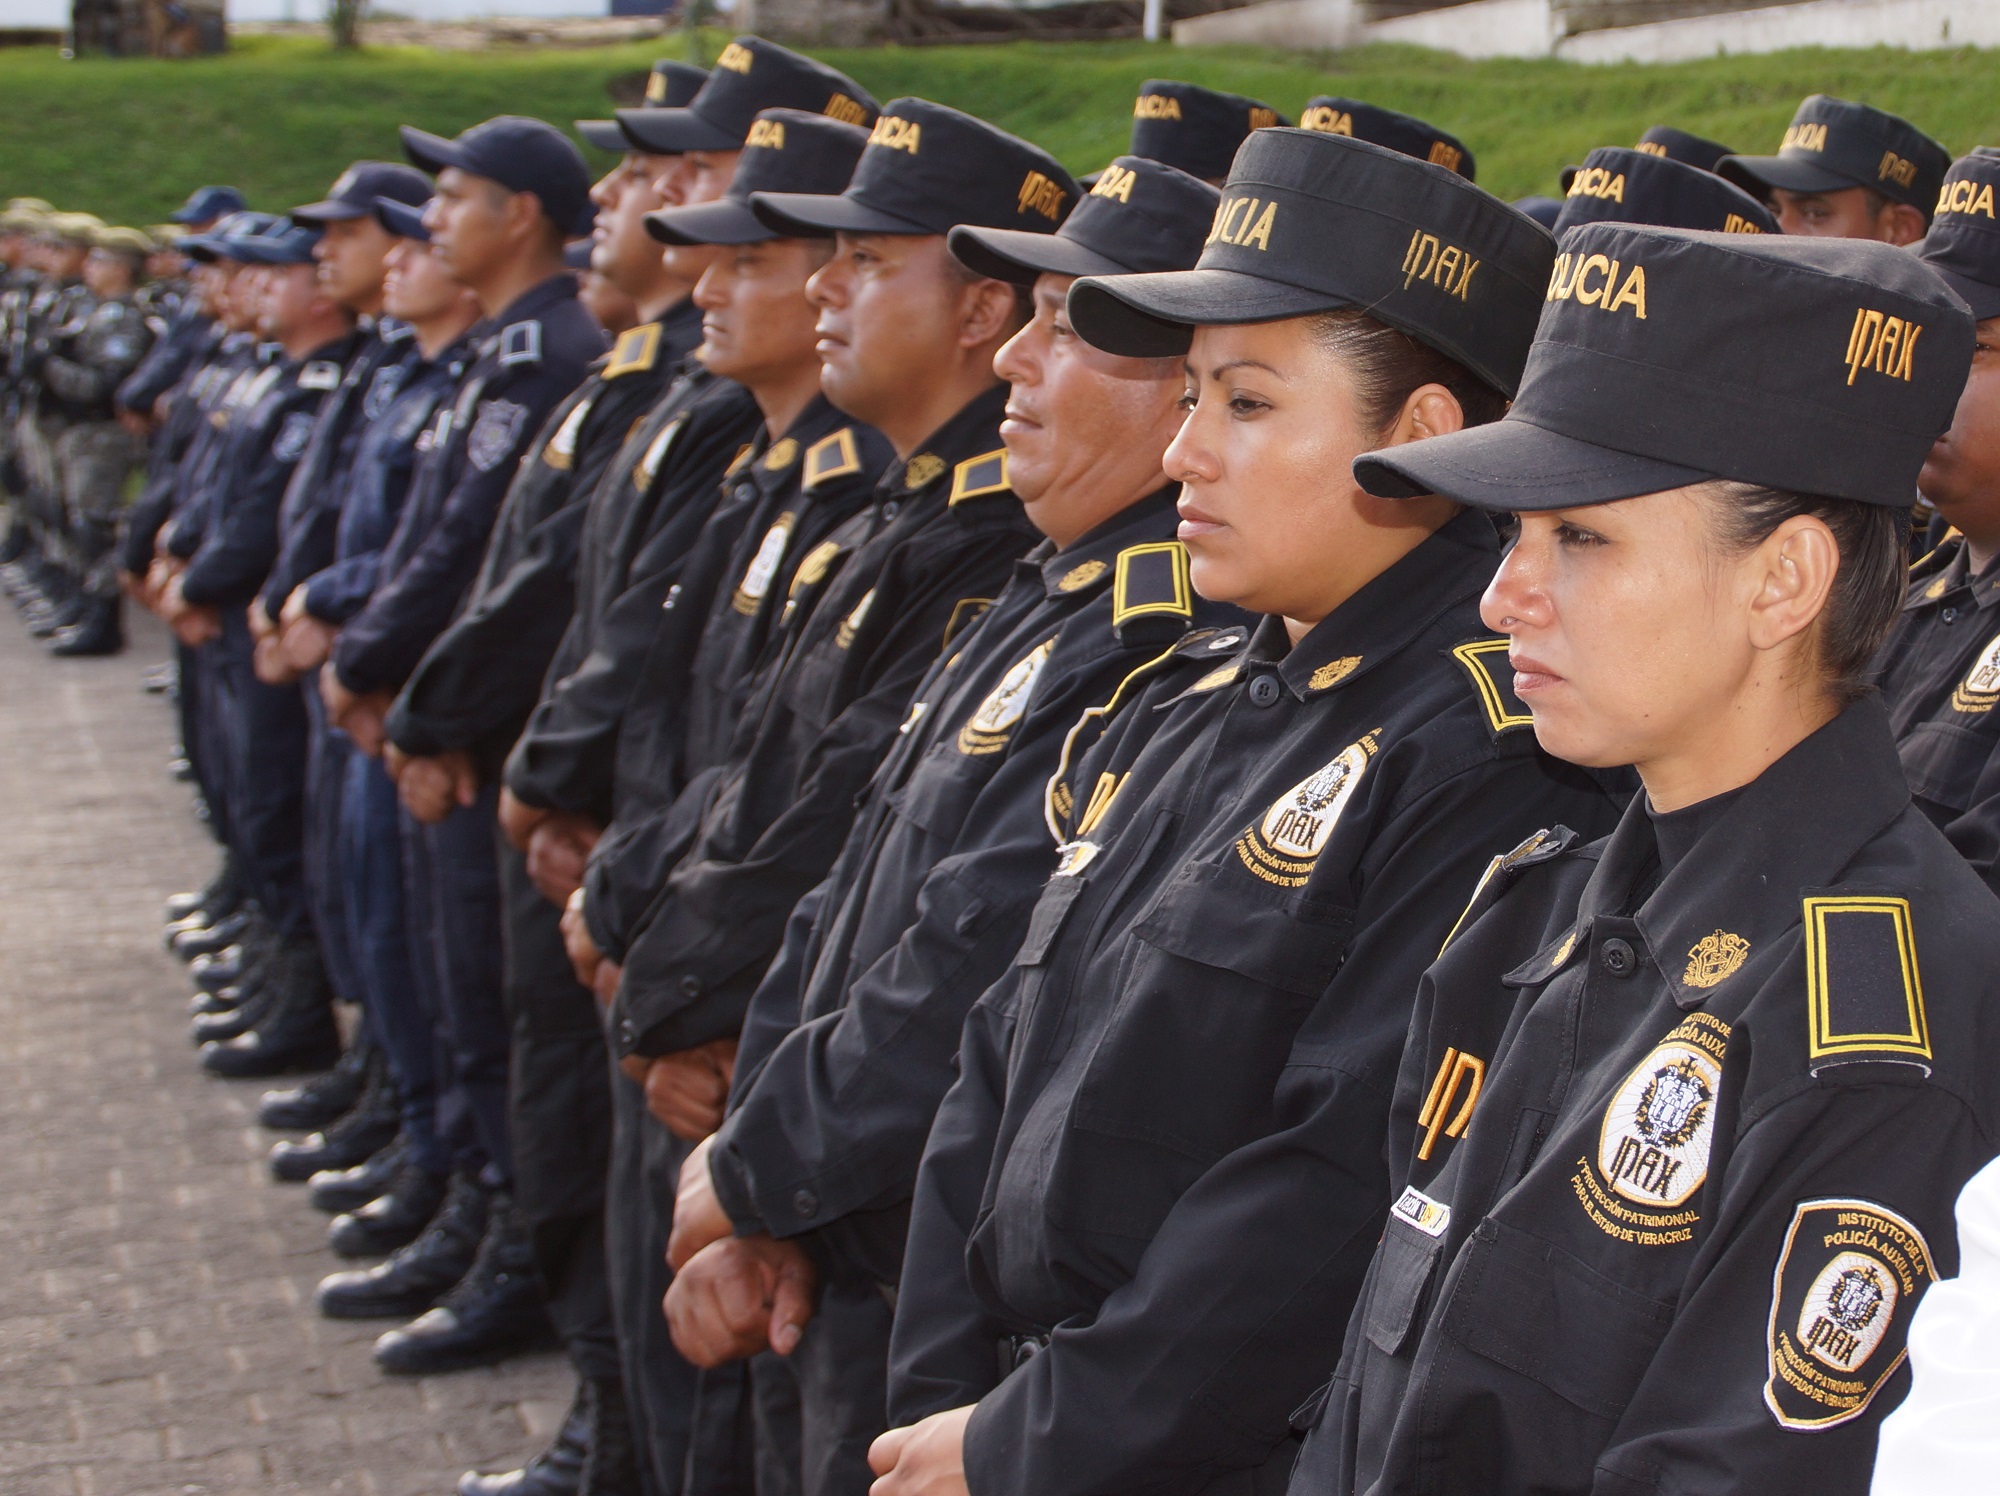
[{"xmin": 0, "ymin": 611, "xmax": 570, "ymax": 1495}]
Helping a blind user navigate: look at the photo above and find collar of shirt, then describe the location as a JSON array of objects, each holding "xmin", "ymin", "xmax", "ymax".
[
  {"xmin": 1904, "ymin": 535, "xmax": 2000, "ymax": 614},
  {"xmin": 1031, "ymin": 486, "xmax": 1181, "ymax": 601},
  {"xmin": 471, "ymin": 272, "xmax": 581, "ymax": 353},
  {"xmin": 658, "ymin": 295, "xmax": 706, "ymax": 369},
  {"xmin": 1560, "ymin": 694, "xmax": 1911, "ymax": 1011},
  {"xmin": 875, "ymin": 382, "xmax": 1011, "ymax": 503}
]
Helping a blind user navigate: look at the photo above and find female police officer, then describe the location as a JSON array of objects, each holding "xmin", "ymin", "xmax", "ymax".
[
  {"xmin": 868, "ymin": 129, "xmax": 1626, "ymax": 1496},
  {"xmin": 1285, "ymin": 225, "xmax": 1998, "ymax": 1495}
]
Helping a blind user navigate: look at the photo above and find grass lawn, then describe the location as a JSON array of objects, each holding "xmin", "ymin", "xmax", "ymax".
[{"xmin": 5, "ymin": 30, "xmax": 2000, "ymax": 224}]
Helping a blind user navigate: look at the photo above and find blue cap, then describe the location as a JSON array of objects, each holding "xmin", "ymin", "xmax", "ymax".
[
  {"xmin": 371, "ymin": 195, "xmax": 431, "ymax": 242},
  {"xmin": 182, "ymin": 210, "xmax": 280, "ymax": 262},
  {"xmin": 400, "ymin": 116, "xmax": 595, "ymax": 236},
  {"xmin": 171, "ymin": 186, "xmax": 247, "ymax": 225},
  {"xmin": 236, "ymin": 217, "xmax": 324, "ymax": 266},
  {"xmin": 293, "ymin": 161, "xmax": 434, "ymax": 225}
]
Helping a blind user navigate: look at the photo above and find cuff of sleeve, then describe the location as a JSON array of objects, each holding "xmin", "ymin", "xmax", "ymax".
[{"xmin": 706, "ymin": 1128, "xmax": 770, "ymax": 1236}]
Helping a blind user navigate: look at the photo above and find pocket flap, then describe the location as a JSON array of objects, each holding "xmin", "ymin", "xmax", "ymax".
[{"xmin": 1132, "ymin": 864, "xmax": 1353, "ymax": 995}]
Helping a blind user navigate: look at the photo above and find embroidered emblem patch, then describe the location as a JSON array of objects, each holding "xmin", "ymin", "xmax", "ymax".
[
  {"xmin": 1309, "ymin": 656, "xmax": 1362, "ymax": 691},
  {"xmin": 1765, "ymin": 1198, "xmax": 1935, "ymax": 1430},
  {"xmin": 1415, "ymin": 1047, "xmax": 1484, "ymax": 1163},
  {"xmin": 958, "ymin": 640, "xmax": 1055, "ymax": 756},
  {"xmin": 1923, "ymin": 574, "xmax": 1948, "ymax": 601},
  {"xmin": 1058, "ymin": 560, "xmax": 1107, "ymax": 593},
  {"xmin": 1951, "ymin": 633, "xmax": 2000, "ymax": 713},
  {"xmin": 1190, "ymin": 662, "xmax": 1239, "ymax": 693},
  {"xmin": 790, "ymin": 540, "xmax": 842, "ymax": 595},
  {"xmin": 363, "ymin": 362, "xmax": 406, "ymax": 420},
  {"xmin": 632, "ymin": 416, "xmax": 686, "ymax": 490},
  {"xmin": 1571, "ymin": 1010, "xmax": 1730, "ymax": 1246},
  {"xmin": 1684, "ymin": 930, "xmax": 1750, "ymax": 989},
  {"xmin": 1390, "ymin": 1185, "xmax": 1451, "ymax": 1238},
  {"xmin": 467, "ymin": 399, "xmax": 528, "ymax": 472},
  {"xmin": 732, "ymin": 514, "xmax": 795, "ymax": 617},
  {"xmin": 904, "ymin": 453, "xmax": 947, "ymax": 490},
  {"xmin": 540, "ymin": 394, "xmax": 596, "ymax": 472},
  {"xmin": 836, "ymin": 587, "xmax": 876, "ymax": 649},
  {"xmin": 272, "ymin": 411, "xmax": 316, "ymax": 462},
  {"xmin": 763, "ymin": 437, "xmax": 799, "ymax": 471},
  {"xmin": 1235, "ymin": 736, "xmax": 1378, "ymax": 887}
]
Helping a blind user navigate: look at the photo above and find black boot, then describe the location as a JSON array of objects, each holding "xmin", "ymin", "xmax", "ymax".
[
  {"xmin": 373, "ymin": 1190, "xmax": 555, "ymax": 1374},
  {"xmin": 201, "ymin": 937, "xmax": 342, "ymax": 1079},
  {"xmin": 260, "ymin": 1041, "xmax": 372, "ymax": 1130},
  {"xmin": 316, "ymin": 1172, "xmax": 487, "ymax": 1320},
  {"xmin": 189, "ymin": 974, "xmax": 276, "ymax": 1043},
  {"xmin": 163, "ymin": 858, "xmax": 244, "ymax": 928},
  {"xmin": 189, "ymin": 922, "xmax": 277, "ymax": 994},
  {"xmin": 268, "ymin": 1055, "xmax": 400, "ymax": 1181},
  {"xmin": 307, "ymin": 1131, "xmax": 409, "ymax": 1213},
  {"xmin": 329, "ymin": 1158, "xmax": 449, "ymax": 1257},
  {"xmin": 172, "ymin": 908, "xmax": 257, "ymax": 961},
  {"xmin": 458, "ymin": 1384, "xmax": 590, "ymax": 1496},
  {"xmin": 578, "ymin": 1375, "xmax": 640, "ymax": 1495},
  {"xmin": 189, "ymin": 975, "xmax": 262, "ymax": 1019},
  {"xmin": 47, "ymin": 595, "xmax": 122, "ymax": 656},
  {"xmin": 25, "ymin": 590, "xmax": 84, "ymax": 639}
]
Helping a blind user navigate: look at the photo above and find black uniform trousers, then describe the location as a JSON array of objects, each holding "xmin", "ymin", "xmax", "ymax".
[
  {"xmin": 304, "ymin": 685, "xmax": 367, "ymax": 1018},
  {"xmin": 212, "ymin": 608, "xmax": 310, "ymax": 940}
]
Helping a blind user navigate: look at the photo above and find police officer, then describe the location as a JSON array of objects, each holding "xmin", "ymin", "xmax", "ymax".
[
  {"xmin": 1558, "ymin": 123, "xmax": 1739, "ymax": 195},
  {"xmin": 1126, "ymin": 80, "xmax": 1287, "ymax": 184},
  {"xmin": 871, "ymin": 129, "xmax": 1621, "ymax": 1496},
  {"xmin": 1288, "ymin": 227, "xmax": 1994, "ymax": 1496},
  {"xmin": 116, "ymin": 185, "xmax": 248, "ymax": 436},
  {"xmin": 1552, "ymin": 144, "xmax": 1777, "ymax": 236},
  {"xmin": 40, "ymin": 224, "xmax": 156, "ymax": 656},
  {"xmin": 661, "ymin": 150, "xmax": 1240, "ymax": 1496},
  {"xmin": 1718, "ymin": 95, "xmax": 1947, "ymax": 244},
  {"xmin": 321, "ymin": 115, "xmax": 605, "ymax": 1379},
  {"xmin": 1873, "ymin": 150, "xmax": 2000, "ymax": 891},
  {"xmin": 0, "ymin": 199, "xmax": 53, "ymax": 570},
  {"xmin": 1297, "ymin": 96, "xmax": 1476, "ymax": 179}
]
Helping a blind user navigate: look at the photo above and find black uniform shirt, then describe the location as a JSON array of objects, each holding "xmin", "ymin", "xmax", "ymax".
[
  {"xmin": 332, "ymin": 273, "xmax": 605, "ymax": 696},
  {"xmin": 1875, "ymin": 535, "xmax": 2000, "ymax": 890},
  {"xmin": 502, "ymin": 364, "xmax": 763, "ymax": 822},
  {"xmin": 888, "ymin": 509, "xmax": 1626, "ymax": 1496},
  {"xmin": 383, "ymin": 313, "xmax": 690, "ymax": 770},
  {"xmin": 118, "ymin": 294, "xmax": 210, "ymax": 416},
  {"xmin": 606, "ymin": 384, "xmax": 1039, "ymax": 1058},
  {"xmin": 118, "ymin": 318, "xmax": 231, "ymax": 576},
  {"xmin": 1294, "ymin": 694, "xmax": 2000, "ymax": 1496},
  {"xmin": 157, "ymin": 332, "xmax": 266, "ymax": 564},
  {"xmin": 709, "ymin": 489, "xmax": 1245, "ymax": 1288}
]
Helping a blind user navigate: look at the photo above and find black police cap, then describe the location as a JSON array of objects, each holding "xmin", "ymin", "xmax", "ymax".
[
  {"xmin": 1067, "ymin": 129, "xmax": 1553, "ymax": 398},
  {"xmin": 949, "ymin": 155, "xmax": 1220, "ymax": 285},
  {"xmin": 171, "ymin": 185, "xmax": 246, "ymax": 225},
  {"xmin": 751, "ymin": 99, "xmax": 1078, "ymax": 241},
  {"xmin": 372, "ymin": 196, "xmax": 430, "ymax": 242},
  {"xmin": 645, "ymin": 110, "xmax": 869, "ymax": 246},
  {"xmin": 616, "ymin": 38, "xmax": 877, "ymax": 155},
  {"xmin": 1717, "ymin": 95, "xmax": 1950, "ymax": 215},
  {"xmin": 1128, "ymin": 80, "xmax": 1286, "ymax": 184},
  {"xmin": 400, "ymin": 116, "xmax": 596, "ymax": 236},
  {"xmin": 292, "ymin": 161, "xmax": 433, "ymax": 226},
  {"xmin": 1515, "ymin": 195, "xmax": 1563, "ymax": 231},
  {"xmin": 182, "ymin": 210, "xmax": 280, "ymax": 263},
  {"xmin": 235, "ymin": 217, "xmax": 322, "ymax": 267},
  {"xmin": 1559, "ymin": 124, "xmax": 1735, "ymax": 193},
  {"xmin": 1299, "ymin": 97, "xmax": 1475, "ymax": 181},
  {"xmin": 1555, "ymin": 148, "xmax": 1776, "ymax": 237},
  {"xmin": 1356, "ymin": 226, "xmax": 1974, "ymax": 511},
  {"xmin": 1919, "ymin": 151, "xmax": 2000, "ymax": 320},
  {"xmin": 579, "ymin": 60, "xmax": 710, "ymax": 152}
]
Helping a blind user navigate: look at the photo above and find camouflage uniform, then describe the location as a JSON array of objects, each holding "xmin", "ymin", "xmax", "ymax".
[{"xmin": 43, "ymin": 288, "xmax": 153, "ymax": 599}]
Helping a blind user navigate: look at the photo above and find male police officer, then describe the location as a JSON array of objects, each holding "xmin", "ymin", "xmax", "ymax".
[
  {"xmin": 1874, "ymin": 150, "xmax": 2000, "ymax": 893},
  {"xmin": 660, "ymin": 151, "xmax": 1236, "ymax": 1496},
  {"xmin": 116, "ymin": 185, "xmax": 247, "ymax": 437},
  {"xmin": 1718, "ymin": 95, "xmax": 1947, "ymax": 244}
]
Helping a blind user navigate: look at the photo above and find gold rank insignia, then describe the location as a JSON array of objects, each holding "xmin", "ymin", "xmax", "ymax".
[
  {"xmin": 803, "ymin": 429, "xmax": 860, "ymax": 490},
  {"xmin": 603, "ymin": 322, "xmax": 661, "ymax": 379},
  {"xmin": 1802, "ymin": 896, "xmax": 1931, "ymax": 1069},
  {"xmin": 948, "ymin": 449, "xmax": 1009, "ymax": 505},
  {"xmin": 905, "ymin": 452, "xmax": 948, "ymax": 491},
  {"xmin": 1058, "ymin": 559, "xmax": 1107, "ymax": 593},
  {"xmin": 1683, "ymin": 930, "xmax": 1750, "ymax": 989},
  {"xmin": 1451, "ymin": 638, "xmax": 1534, "ymax": 734},
  {"xmin": 1924, "ymin": 575, "xmax": 1948, "ymax": 601},
  {"xmin": 1308, "ymin": 656, "xmax": 1362, "ymax": 692},
  {"xmin": 1111, "ymin": 542, "xmax": 1193, "ymax": 633},
  {"xmin": 762, "ymin": 437, "xmax": 799, "ymax": 471},
  {"xmin": 724, "ymin": 442, "xmax": 756, "ymax": 477}
]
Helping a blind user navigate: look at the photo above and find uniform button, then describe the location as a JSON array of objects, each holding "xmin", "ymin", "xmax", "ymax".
[
  {"xmin": 1943, "ymin": 607, "xmax": 1959, "ymax": 623},
  {"xmin": 792, "ymin": 1189, "xmax": 819, "ymax": 1218},
  {"xmin": 1248, "ymin": 675, "xmax": 1283, "ymax": 707},
  {"xmin": 883, "ymin": 500, "xmax": 901, "ymax": 520},
  {"xmin": 1600, "ymin": 938, "xmax": 1637, "ymax": 977},
  {"xmin": 618, "ymin": 1019, "xmax": 636, "ymax": 1044},
  {"xmin": 679, "ymin": 975, "xmax": 702, "ymax": 998}
]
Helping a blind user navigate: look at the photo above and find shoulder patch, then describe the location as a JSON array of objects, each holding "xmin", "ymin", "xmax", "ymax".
[
  {"xmin": 1765, "ymin": 1198, "xmax": 1935, "ymax": 1430},
  {"xmin": 1802, "ymin": 895, "xmax": 1931, "ymax": 1073},
  {"xmin": 1451, "ymin": 637, "xmax": 1534, "ymax": 735},
  {"xmin": 498, "ymin": 320, "xmax": 543, "ymax": 368},
  {"xmin": 467, "ymin": 398, "xmax": 530, "ymax": 472},
  {"xmin": 948, "ymin": 448, "xmax": 1009, "ymax": 505},
  {"xmin": 803, "ymin": 428, "xmax": 861, "ymax": 490},
  {"xmin": 272, "ymin": 410, "xmax": 317, "ymax": 462},
  {"xmin": 603, "ymin": 322, "xmax": 662, "ymax": 379},
  {"xmin": 539, "ymin": 392, "xmax": 597, "ymax": 472},
  {"xmin": 298, "ymin": 359, "xmax": 342, "ymax": 392},
  {"xmin": 1044, "ymin": 642, "xmax": 1185, "ymax": 842},
  {"xmin": 942, "ymin": 596, "xmax": 993, "ymax": 648},
  {"xmin": 1112, "ymin": 541, "xmax": 1193, "ymax": 643}
]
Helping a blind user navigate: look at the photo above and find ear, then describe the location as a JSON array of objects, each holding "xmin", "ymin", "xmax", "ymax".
[
  {"xmin": 1883, "ymin": 201, "xmax": 1929, "ymax": 248},
  {"xmin": 956, "ymin": 274, "xmax": 1020, "ymax": 351},
  {"xmin": 1745, "ymin": 512, "xmax": 1839, "ymax": 654},
  {"xmin": 503, "ymin": 189, "xmax": 546, "ymax": 246},
  {"xmin": 1381, "ymin": 382, "xmax": 1466, "ymax": 448}
]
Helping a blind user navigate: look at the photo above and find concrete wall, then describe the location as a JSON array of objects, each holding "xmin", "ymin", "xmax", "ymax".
[
  {"xmin": 222, "ymin": 0, "xmax": 608, "ymax": 17},
  {"xmin": 1367, "ymin": 0, "xmax": 1552, "ymax": 53},
  {"xmin": 1172, "ymin": 0, "xmax": 1360, "ymax": 46}
]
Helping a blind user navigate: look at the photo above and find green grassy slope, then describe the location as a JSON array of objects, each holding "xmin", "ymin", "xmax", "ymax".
[{"xmin": 5, "ymin": 31, "xmax": 1999, "ymax": 225}]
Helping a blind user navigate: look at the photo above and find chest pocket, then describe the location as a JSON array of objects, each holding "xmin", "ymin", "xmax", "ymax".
[
  {"xmin": 1131, "ymin": 861, "xmax": 1354, "ymax": 997},
  {"xmin": 1897, "ymin": 718, "xmax": 2000, "ymax": 814},
  {"xmin": 891, "ymin": 738, "xmax": 1001, "ymax": 842},
  {"xmin": 1365, "ymin": 1214, "xmax": 1449, "ymax": 1358}
]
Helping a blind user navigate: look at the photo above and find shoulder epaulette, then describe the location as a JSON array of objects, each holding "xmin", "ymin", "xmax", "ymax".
[
  {"xmin": 948, "ymin": 447, "xmax": 1010, "ymax": 506},
  {"xmin": 1450, "ymin": 637, "xmax": 1534, "ymax": 736},
  {"xmin": 297, "ymin": 360, "xmax": 342, "ymax": 392},
  {"xmin": 803, "ymin": 428, "xmax": 861, "ymax": 490},
  {"xmin": 1111, "ymin": 541, "xmax": 1193, "ymax": 644},
  {"xmin": 1802, "ymin": 894, "xmax": 1932, "ymax": 1076},
  {"xmin": 603, "ymin": 322, "xmax": 662, "ymax": 379},
  {"xmin": 498, "ymin": 320, "xmax": 543, "ymax": 368}
]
